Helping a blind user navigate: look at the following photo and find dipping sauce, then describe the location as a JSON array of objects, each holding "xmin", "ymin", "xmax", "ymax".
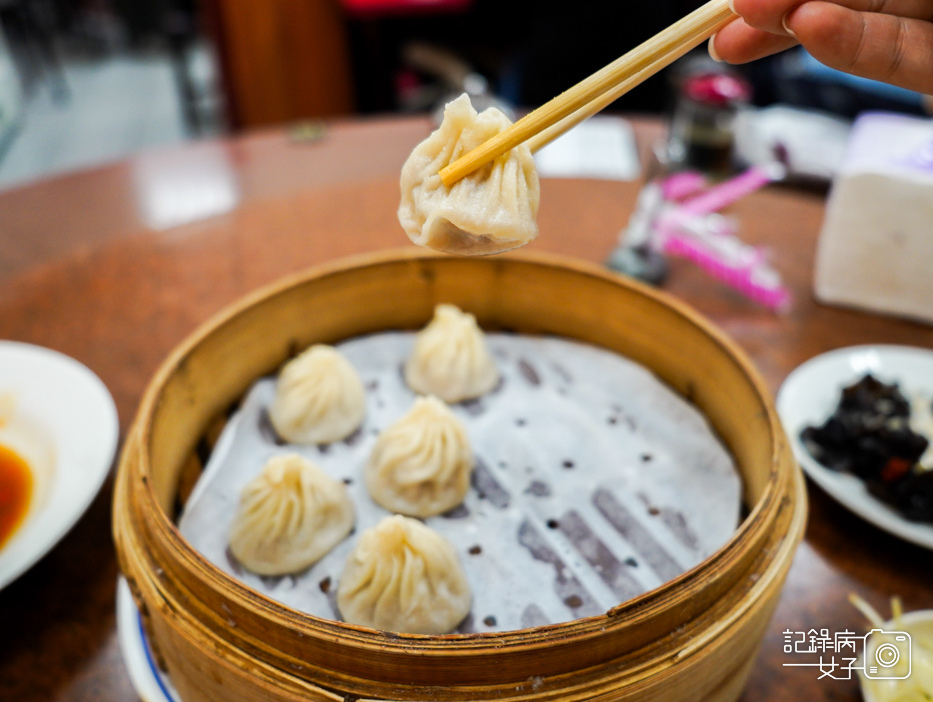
[{"xmin": 0, "ymin": 443, "xmax": 31, "ymax": 549}]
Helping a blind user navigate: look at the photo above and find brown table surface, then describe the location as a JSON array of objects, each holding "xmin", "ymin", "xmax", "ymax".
[{"xmin": 0, "ymin": 116, "xmax": 931, "ymax": 702}]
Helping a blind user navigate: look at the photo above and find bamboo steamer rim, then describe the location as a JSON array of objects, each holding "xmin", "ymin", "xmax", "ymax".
[
  {"xmin": 113, "ymin": 463, "xmax": 805, "ymax": 700},
  {"xmin": 116, "ymin": 475, "xmax": 806, "ymax": 701},
  {"xmin": 126, "ymin": 248, "xmax": 797, "ymax": 655}
]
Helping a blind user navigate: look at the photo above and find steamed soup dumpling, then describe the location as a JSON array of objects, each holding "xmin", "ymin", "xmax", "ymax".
[
  {"xmin": 337, "ymin": 515, "xmax": 471, "ymax": 634},
  {"xmin": 229, "ymin": 453, "xmax": 355, "ymax": 576},
  {"xmin": 366, "ymin": 396, "xmax": 472, "ymax": 517},
  {"xmin": 398, "ymin": 93, "xmax": 540, "ymax": 256},
  {"xmin": 270, "ymin": 345, "xmax": 365, "ymax": 444},
  {"xmin": 405, "ymin": 304, "xmax": 499, "ymax": 403}
]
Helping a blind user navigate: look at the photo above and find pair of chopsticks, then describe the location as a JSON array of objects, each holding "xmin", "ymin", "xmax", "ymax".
[{"xmin": 438, "ymin": 0, "xmax": 736, "ymax": 187}]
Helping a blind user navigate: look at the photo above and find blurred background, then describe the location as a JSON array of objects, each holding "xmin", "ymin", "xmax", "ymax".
[{"xmin": 0, "ymin": 0, "xmax": 928, "ymax": 191}]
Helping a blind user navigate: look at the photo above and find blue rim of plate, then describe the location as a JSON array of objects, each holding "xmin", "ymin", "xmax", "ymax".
[
  {"xmin": 776, "ymin": 344, "xmax": 933, "ymax": 551},
  {"xmin": 116, "ymin": 578, "xmax": 180, "ymax": 702}
]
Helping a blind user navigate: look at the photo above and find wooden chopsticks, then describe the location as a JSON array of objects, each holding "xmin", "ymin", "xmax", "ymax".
[{"xmin": 438, "ymin": 0, "xmax": 736, "ymax": 187}]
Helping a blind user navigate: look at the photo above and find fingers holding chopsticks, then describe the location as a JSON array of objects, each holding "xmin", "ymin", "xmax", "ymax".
[{"xmin": 710, "ymin": 0, "xmax": 933, "ymax": 94}]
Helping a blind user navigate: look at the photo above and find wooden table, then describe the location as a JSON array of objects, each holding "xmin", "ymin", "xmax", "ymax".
[{"xmin": 0, "ymin": 116, "xmax": 930, "ymax": 702}]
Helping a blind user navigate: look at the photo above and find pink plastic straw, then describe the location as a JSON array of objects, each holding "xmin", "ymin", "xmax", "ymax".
[
  {"xmin": 660, "ymin": 171, "xmax": 706, "ymax": 201},
  {"xmin": 678, "ymin": 166, "xmax": 776, "ymax": 216}
]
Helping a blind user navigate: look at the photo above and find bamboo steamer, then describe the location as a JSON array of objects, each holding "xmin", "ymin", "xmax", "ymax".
[{"xmin": 113, "ymin": 249, "xmax": 807, "ymax": 702}]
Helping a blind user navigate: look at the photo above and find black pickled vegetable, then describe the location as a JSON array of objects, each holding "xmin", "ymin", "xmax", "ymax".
[
  {"xmin": 891, "ymin": 470, "xmax": 933, "ymax": 522},
  {"xmin": 801, "ymin": 374, "xmax": 933, "ymax": 523}
]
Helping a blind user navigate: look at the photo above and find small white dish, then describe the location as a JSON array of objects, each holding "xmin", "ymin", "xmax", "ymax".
[
  {"xmin": 116, "ymin": 578, "xmax": 180, "ymax": 702},
  {"xmin": 858, "ymin": 609, "xmax": 933, "ymax": 702},
  {"xmin": 776, "ymin": 345, "xmax": 933, "ymax": 551},
  {"xmin": 0, "ymin": 341, "xmax": 119, "ymax": 589}
]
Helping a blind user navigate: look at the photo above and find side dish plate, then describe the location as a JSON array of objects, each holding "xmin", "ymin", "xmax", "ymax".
[
  {"xmin": 0, "ymin": 341, "xmax": 119, "ymax": 589},
  {"xmin": 777, "ymin": 344, "xmax": 933, "ymax": 551}
]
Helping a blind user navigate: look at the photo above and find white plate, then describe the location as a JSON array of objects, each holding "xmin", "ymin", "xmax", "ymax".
[
  {"xmin": 776, "ymin": 345, "xmax": 933, "ymax": 551},
  {"xmin": 116, "ymin": 578, "xmax": 180, "ymax": 702},
  {"xmin": 0, "ymin": 341, "xmax": 119, "ymax": 589}
]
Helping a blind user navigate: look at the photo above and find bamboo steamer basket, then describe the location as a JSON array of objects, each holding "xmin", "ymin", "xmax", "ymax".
[{"xmin": 113, "ymin": 249, "xmax": 806, "ymax": 702}]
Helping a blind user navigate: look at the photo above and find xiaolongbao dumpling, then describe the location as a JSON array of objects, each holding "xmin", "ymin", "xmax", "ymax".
[
  {"xmin": 229, "ymin": 453, "xmax": 355, "ymax": 575},
  {"xmin": 365, "ymin": 396, "xmax": 472, "ymax": 517},
  {"xmin": 337, "ymin": 515, "xmax": 471, "ymax": 634},
  {"xmin": 405, "ymin": 304, "xmax": 499, "ymax": 403},
  {"xmin": 270, "ymin": 345, "xmax": 365, "ymax": 444},
  {"xmin": 398, "ymin": 93, "xmax": 539, "ymax": 256}
]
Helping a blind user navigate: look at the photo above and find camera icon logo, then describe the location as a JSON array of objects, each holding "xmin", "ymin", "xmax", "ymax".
[{"xmin": 863, "ymin": 629, "xmax": 911, "ymax": 680}]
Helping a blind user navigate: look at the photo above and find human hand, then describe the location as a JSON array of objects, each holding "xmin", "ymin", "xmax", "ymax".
[{"xmin": 708, "ymin": 0, "xmax": 933, "ymax": 94}]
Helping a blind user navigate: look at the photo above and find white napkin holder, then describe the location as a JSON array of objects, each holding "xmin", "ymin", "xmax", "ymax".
[{"xmin": 815, "ymin": 112, "xmax": 933, "ymax": 324}]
